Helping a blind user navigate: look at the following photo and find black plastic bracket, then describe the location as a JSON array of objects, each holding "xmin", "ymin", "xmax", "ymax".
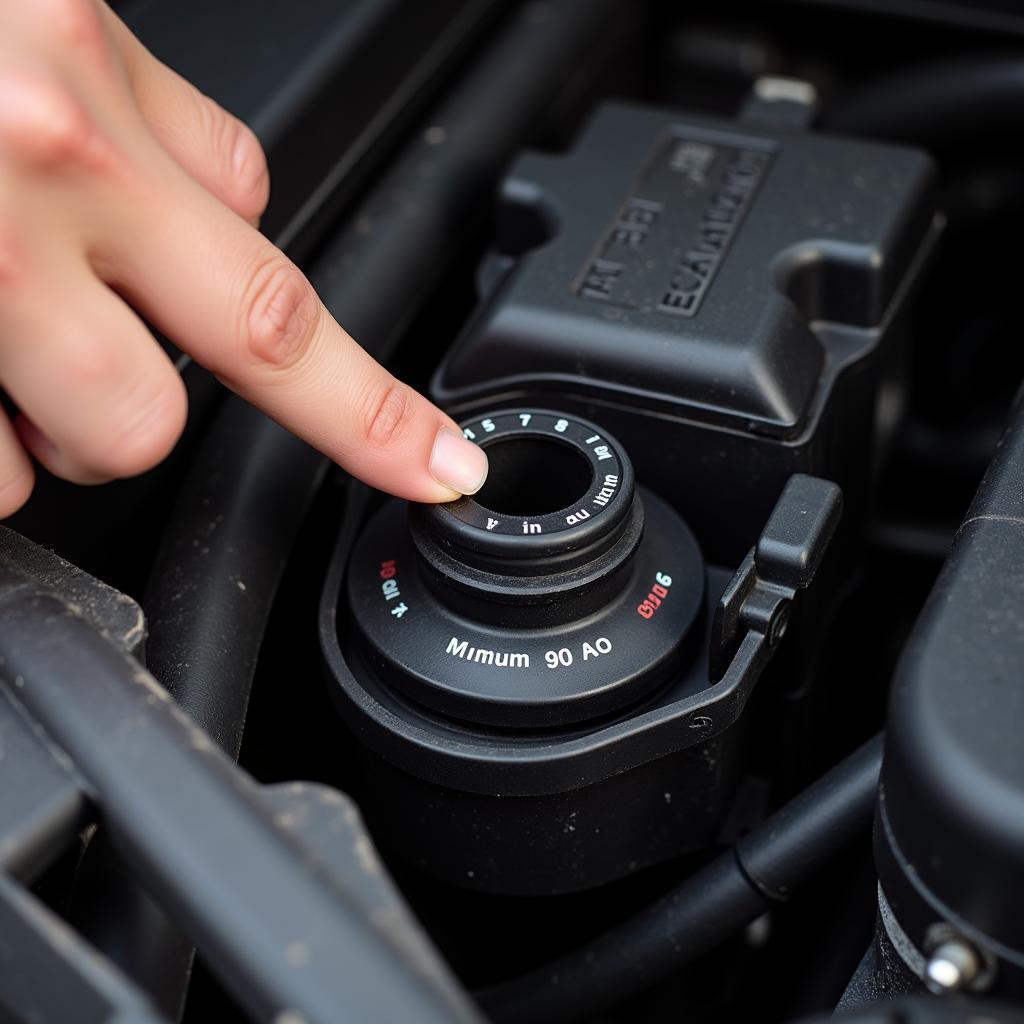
[
  {"xmin": 0, "ymin": 528, "xmax": 480, "ymax": 1024},
  {"xmin": 710, "ymin": 474, "xmax": 843, "ymax": 682}
]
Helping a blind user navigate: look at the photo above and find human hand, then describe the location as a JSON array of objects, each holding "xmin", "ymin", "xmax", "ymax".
[{"xmin": 0, "ymin": 0, "xmax": 488, "ymax": 517}]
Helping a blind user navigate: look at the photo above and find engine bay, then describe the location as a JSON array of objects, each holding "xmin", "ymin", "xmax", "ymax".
[{"xmin": 3, "ymin": 2, "xmax": 1024, "ymax": 1022}]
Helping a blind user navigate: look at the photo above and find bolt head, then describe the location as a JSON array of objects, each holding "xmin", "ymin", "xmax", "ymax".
[{"xmin": 924, "ymin": 939, "xmax": 980, "ymax": 995}]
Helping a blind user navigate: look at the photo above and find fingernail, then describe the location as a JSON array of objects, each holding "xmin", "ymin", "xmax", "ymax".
[{"xmin": 429, "ymin": 427, "xmax": 488, "ymax": 496}]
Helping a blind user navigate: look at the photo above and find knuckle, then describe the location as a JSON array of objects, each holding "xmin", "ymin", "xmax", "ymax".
[
  {"xmin": 90, "ymin": 373, "xmax": 187, "ymax": 478},
  {"xmin": 238, "ymin": 258, "xmax": 321, "ymax": 372},
  {"xmin": 359, "ymin": 380, "xmax": 412, "ymax": 450},
  {"xmin": 0, "ymin": 69, "xmax": 102, "ymax": 170},
  {"xmin": 44, "ymin": 0, "xmax": 107, "ymax": 57}
]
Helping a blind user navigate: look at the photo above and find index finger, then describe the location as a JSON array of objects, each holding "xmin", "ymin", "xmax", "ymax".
[{"xmin": 97, "ymin": 154, "xmax": 488, "ymax": 502}]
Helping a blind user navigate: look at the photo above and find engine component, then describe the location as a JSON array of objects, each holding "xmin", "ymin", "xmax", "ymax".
[
  {"xmin": 16, "ymin": 2, "xmax": 1024, "ymax": 1021},
  {"xmin": 0, "ymin": 533, "xmax": 476, "ymax": 1024},
  {"xmin": 321, "ymin": 95, "xmax": 927, "ymax": 898},
  {"xmin": 322, "ymin": 408, "xmax": 841, "ymax": 895},
  {"xmin": 869, "ymin": 391, "xmax": 1024, "ymax": 1001},
  {"xmin": 432, "ymin": 102, "xmax": 941, "ymax": 563},
  {"xmin": 480, "ymin": 734, "xmax": 883, "ymax": 1024}
]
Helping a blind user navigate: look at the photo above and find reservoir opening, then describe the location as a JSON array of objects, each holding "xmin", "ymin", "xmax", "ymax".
[{"xmin": 474, "ymin": 437, "xmax": 593, "ymax": 517}]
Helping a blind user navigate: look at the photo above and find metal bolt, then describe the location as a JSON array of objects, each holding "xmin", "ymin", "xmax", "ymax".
[{"xmin": 924, "ymin": 938, "xmax": 981, "ymax": 994}]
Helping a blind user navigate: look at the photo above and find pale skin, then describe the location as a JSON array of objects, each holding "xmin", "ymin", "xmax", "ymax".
[{"xmin": 0, "ymin": 0, "xmax": 489, "ymax": 518}]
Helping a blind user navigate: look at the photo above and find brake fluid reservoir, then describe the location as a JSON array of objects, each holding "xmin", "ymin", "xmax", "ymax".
[
  {"xmin": 324, "ymin": 408, "xmax": 737, "ymax": 896},
  {"xmin": 320, "ymin": 99, "xmax": 934, "ymax": 894}
]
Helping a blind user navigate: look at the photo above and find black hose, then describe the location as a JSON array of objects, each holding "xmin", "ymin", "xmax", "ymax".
[
  {"xmin": 142, "ymin": 402, "xmax": 324, "ymax": 760},
  {"xmin": 479, "ymin": 735, "xmax": 884, "ymax": 1024},
  {"xmin": 310, "ymin": 0, "xmax": 631, "ymax": 356},
  {"xmin": 823, "ymin": 56, "xmax": 1024, "ymax": 150}
]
